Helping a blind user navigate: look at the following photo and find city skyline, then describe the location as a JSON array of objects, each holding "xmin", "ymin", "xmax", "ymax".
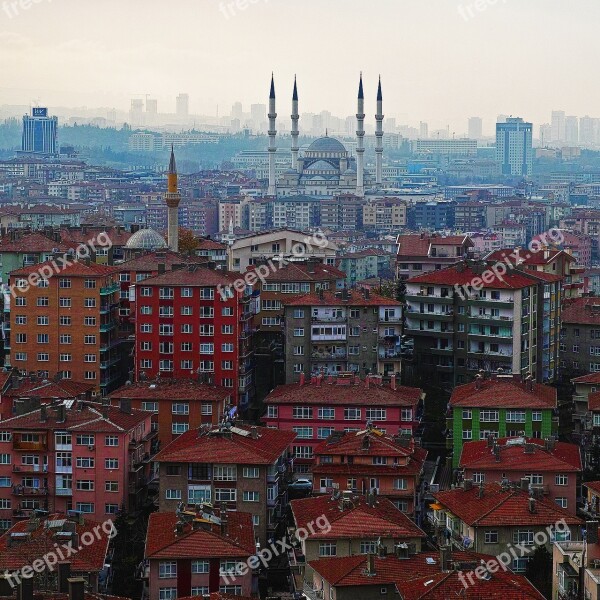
[{"xmin": 1, "ymin": 0, "xmax": 600, "ymax": 134}]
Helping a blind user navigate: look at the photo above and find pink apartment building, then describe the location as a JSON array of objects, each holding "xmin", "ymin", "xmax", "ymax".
[{"xmin": 0, "ymin": 398, "xmax": 155, "ymax": 529}]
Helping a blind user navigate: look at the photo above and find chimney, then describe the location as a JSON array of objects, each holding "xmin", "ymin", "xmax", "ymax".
[
  {"xmin": 57, "ymin": 404, "xmax": 66, "ymax": 423},
  {"xmin": 316, "ymin": 374, "xmax": 323, "ymax": 388},
  {"xmin": 120, "ymin": 398, "xmax": 132, "ymax": 414},
  {"xmin": 158, "ymin": 263, "xmax": 166, "ymax": 275},
  {"xmin": 474, "ymin": 374, "xmax": 482, "ymax": 390},
  {"xmin": 40, "ymin": 405, "xmax": 47, "ymax": 423},
  {"xmin": 68, "ymin": 577, "xmax": 85, "ymax": 600},
  {"xmin": 366, "ymin": 554, "xmax": 376, "ymax": 576},
  {"xmin": 520, "ymin": 477, "xmax": 529, "ymax": 492},
  {"xmin": 440, "ymin": 545, "xmax": 452, "ymax": 572},
  {"xmin": 250, "ymin": 427, "xmax": 258, "ymax": 440},
  {"xmin": 220, "ymin": 510, "xmax": 228, "ymax": 537},
  {"xmin": 528, "ymin": 497, "xmax": 536, "ymax": 514},
  {"xmin": 299, "ymin": 372, "xmax": 305, "ymax": 386},
  {"xmin": 17, "ymin": 577, "xmax": 33, "ymax": 600},
  {"xmin": 365, "ymin": 375, "xmax": 370, "ymax": 389},
  {"xmin": 390, "ymin": 373, "xmax": 396, "ymax": 391},
  {"xmin": 58, "ymin": 562, "xmax": 72, "ymax": 593}
]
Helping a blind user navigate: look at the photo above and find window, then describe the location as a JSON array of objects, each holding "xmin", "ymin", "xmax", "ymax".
[
  {"xmin": 222, "ymin": 343, "xmax": 234, "ymax": 353},
  {"xmin": 462, "ymin": 409, "xmax": 472, "ymax": 420},
  {"xmin": 37, "ymin": 334, "xmax": 49, "ymax": 344},
  {"xmin": 462, "ymin": 430, "xmax": 472, "ymax": 440},
  {"xmin": 222, "ymin": 307, "xmax": 233, "ymax": 316},
  {"xmin": 556, "ymin": 497, "xmax": 568, "ymax": 508},
  {"xmin": 556, "ymin": 474, "xmax": 568, "ymax": 486},
  {"xmin": 37, "ymin": 316, "xmax": 49, "ymax": 326},
  {"xmin": 484, "ymin": 530, "xmax": 498, "ymax": 544},
  {"xmin": 401, "ymin": 408, "xmax": 413, "ymax": 421},
  {"xmin": 293, "ymin": 427, "xmax": 313, "ymax": 439},
  {"xmin": 37, "ymin": 297, "xmax": 49, "ymax": 307},
  {"xmin": 192, "ymin": 560, "xmax": 209, "ymax": 574},
  {"xmin": 480, "ymin": 410, "xmax": 499, "ymax": 422},
  {"xmin": 293, "ymin": 407, "xmax": 313, "ymax": 419},
  {"xmin": 158, "ymin": 589, "xmax": 177, "ymax": 600},
  {"xmin": 344, "ymin": 408, "xmax": 361, "ymax": 420},
  {"xmin": 293, "ymin": 309, "xmax": 305, "ymax": 318},
  {"xmin": 473, "ymin": 473, "xmax": 485, "ymax": 484},
  {"xmin": 105, "ymin": 459, "xmax": 119, "ymax": 469},
  {"xmin": 59, "ymin": 334, "xmax": 71, "ymax": 344},
  {"xmin": 293, "ymin": 328, "xmax": 304, "ymax": 337},
  {"xmin": 76, "ymin": 435, "xmax": 94, "ymax": 446},
  {"xmin": 319, "ymin": 543, "xmax": 337, "ymax": 557},
  {"xmin": 105, "ymin": 436, "xmax": 118, "ymax": 447},
  {"xmin": 84, "ymin": 316, "xmax": 96, "ymax": 326},
  {"xmin": 76, "ymin": 457, "xmax": 94, "ymax": 468},
  {"xmin": 532, "ymin": 411, "xmax": 542, "ymax": 422},
  {"xmin": 59, "ymin": 297, "xmax": 72, "ymax": 308},
  {"xmin": 201, "ymin": 403, "xmax": 213, "ymax": 415},
  {"xmin": 360, "ymin": 541, "xmax": 377, "ymax": 554},
  {"xmin": 181, "ymin": 287, "xmax": 193, "ymax": 298},
  {"xmin": 105, "ymin": 481, "xmax": 118, "ymax": 492},
  {"xmin": 293, "ymin": 446, "xmax": 313, "ymax": 459},
  {"xmin": 0, "ymin": 478, "xmax": 10, "ymax": 488},
  {"xmin": 513, "ymin": 530, "xmax": 534, "ymax": 545},
  {"xmin": 105, "ymin": 504, "xmax": 119, "ymax": 514},
  {"xmin": 214, "ymin": 488, "xmax": 236, "ymax": 502},
  {"xmin": 75, "ymin": 503, "xmax": 94, "ymax": 513},
  {"xmin": 214, "ymin": 466, "xmax": 236, "ymax": 481},
  {"xmin": 366, "ymin": 408, "xmax": 387, "ymax": 421},
  {"xmin": 318, "ymin": 427, "xmax": 335, "ymax": 439},
  {"xmin": 172, "ymin": 403, "xmax": 189, "ymax": 415},
  {"xmin": 243, "ymin": 491, "xmax": 259, "ymax": 502},
  {"xmin": 506, "ymin": 410, "xmax": 526, "ymax": 423},
  {"xmin": 172, "ymin": 423, "xmax": 189, "ymax": 435},
  {"xmin": 165, "ymin": 489, "xmax": 182, "ymax": 500},
  {"xmin": 393, "ymin": 478, "xmax": 407, "ymax": 490},
  {"xmin": 243, "ymin": 467, "xmax": 259, "ymax": 478},
  {"xmin": 84, "ymin": 371, "xmax": 97, "ymax": 380},
  {"xmin": 200, "ymin": 343, "xmax": 214, "ymax": 354},
  {"xmin": 76, "ymin": 480, "xmax": 94, "ymax": 491},
  {"xmin": 84, "ymin": 354, "xmax": 97, "ymax": 363}
]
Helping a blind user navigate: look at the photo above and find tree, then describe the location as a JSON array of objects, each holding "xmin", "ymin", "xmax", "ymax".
[
  {"xmin": 178, "ymin": 228, "xmax": 200, "ymax": 254},
  {"xmin": 525, "ymin": 545, "xmax": 552, "ymax": 599}
]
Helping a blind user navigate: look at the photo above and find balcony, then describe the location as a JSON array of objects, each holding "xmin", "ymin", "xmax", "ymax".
[
  {"xmin": 13, "ymin": 464, "xmax": 47, "ymax": 473},
  {"xmin": 100, "ymin": 283, "xmax": 119, "ymax": 295},
  {"xmin": 311, "ymin": 351, "xmax": 347, "ymax": 360},
  {"xmin": 100, "ymin": 321, "xmax": 117, "ymax": 333},
  {"xmin": 12, "ymin": 485, "xmax": 48, "ymax": 496},
  {"xmin": 55, "ymin": 488, "xmax": 73, "ymax": 496},
  {"xmin": 311, "ymin": 315, "xmax": 346, "ymax": 323},
  {"xmin": 100, "ymin": 356, "xmax": 120, "ymax": 369},
  {"xmin": 13, "ymin": 441, "xmax": 47, "ymax": 451}
]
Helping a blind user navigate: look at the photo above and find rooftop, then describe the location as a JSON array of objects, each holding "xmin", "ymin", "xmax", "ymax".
[
  {"xmin": 255, "ymin": 261, "xmax": 345, "ymax": 283},
  {"xmin": 396, "ymin": 233, "xmax": 472, "ymax": 259},
  {"xmin": 115, "ymin": 251, "xmax": 207, "ymax": 273},
  {"xmin": 449, "ymin": 376, "xmax": 557, "ymax": 409},
  {"xmin": 562, "ymin": 297, "xmax": 600, "ymax": 326},
  {"xmin": 0, "ymin": 232, "xmax": 71, "ymax": 254},
  {"xmin": 11, "ymin": 259, "xmax": 117, "ymax": 278},
  {"xmin": 109, "ymin": 379, "xmax": 232, "ymax": 402},
  {"xmin": 154, "ymin": 424, "xmax": 296, "ymax": 465},
  {"xmin": 135, "ymin": 265, "xmax": 239, "ymax": 287},
  {"xmin": 291, "ymin": 495, "xmax": 425, "ymax": 540},
  {"xmin": 283, "ymin": 289, "xmax": 401, "ymax": 307},
  {"xmin": 5, "ymin": 379, "xmax": 94, "ymax": 399}
]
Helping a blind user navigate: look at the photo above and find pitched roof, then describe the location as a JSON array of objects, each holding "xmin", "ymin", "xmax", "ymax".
[
  {"xmin": 562, "ymin": 297, "xmax": 600, "ymax": 326},
  {"xmin": 396, "ymin": 234, "xmax": 471, "ymax": 259},
  {"xmin": 0, "ymin": 514, "xmax": 110, "ymax": 572},
  {"xmin": 588, "ymin": 391, "xmax": 600, "ymax": 411},
  {"xmin": 110, "ymin": 380, "xmax": 232, "ymax": 402},
  {"xmin": 154, "ymin": 425, "xmax": 296, "ymax": 465},
  {"xmin": 0, "ymin": 232, "xmax": 71, "ymax": 254},
  {"xmin": 256, "ymin": 261, "xmax": 345, "ymax": 283},
  {"xmin": 486, "ymin": 247, "xmax": 570, "ymax": 267},
  {"xmin": 1, "ymin": 401, "xmax": 149, "ymax": 433},
  {"xmin": 291, "ymin": 495, "xmax": 424, "ymax": 540},
  {"xmin": 115, "ymin": 251, "xmax": 207, "ymax": 272},
  {"xmin": 407, "ymin": 262, "xmax": 542, "ymax": 290},
  {"xmin": 433, "ymin": 482, "xmax": 582, "ymax": 527},
  {"xmin": 145, "ymin": 511, "xmax": 254, "ymax": 559},
  {"xmin": 459, "ymin": 437, "xmax": 581, "ymax": 472},
  {"xmin": 572, "ymin": 373, "xmax": 600, "ymax": 384},
  {"xmin": 584, "ymin": 481, "xmax": 600, "ymax": 496},
  {"xmin": 283, "ymin": 290, "xmax": 401, "ymax": 307},
  {"xmin": 11, "ymin": 259, "xmax": 117, "ymax": 278},
  {"xmin": 449, "ymin": 377, "xmax": 556, "ymax": 409},
  {"xmin": 266, "ymin": 381, "xmax": 423, "ymax": 407},
  {"xmin": 136, "ymin": 265, "xmax": 239, "ymax": 286},
  {"xmin": 5, "ymin": 379, "xmax": 94, "ymax": 399},
  {"xmin": 309, "ymin": 552, "xmax": 544, "ymax": 599}
]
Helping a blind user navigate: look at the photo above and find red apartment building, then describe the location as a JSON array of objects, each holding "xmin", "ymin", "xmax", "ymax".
[
  {"xmin": 0, "ymin": 399, "xmax": 154, "ymax": 528},
  {"xmin": 263, "ymin": 374, "xmax": 424, "ymax": 473},
  {"xmin": 459, "ymin": 436, "xmax": 582, "ymax": 514},
  {"xmin": 311, "ymin": 427, "xmax": 427, "ymax": 515},
  {"xmin": 109, "ymin": 380, "xmax": 234, "ymax": 445},
  {"xmin": 144, "ymin": 510, "xmax": 255, "ymax": 600},
  {"xmin": 133, "ymin": 265, "xmax": 256, "ymax": 409}
]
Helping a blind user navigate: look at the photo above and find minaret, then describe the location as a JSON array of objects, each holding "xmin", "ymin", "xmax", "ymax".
[
  {"xmin": 268, "ymin": 74, "xmax": 277, "ymax": 196},
  {"xmin": 165, "ymin": 145, "xmax": 181, "ymax": 252},
  {"xmin": 356, "ymin": 73, "xmax": 365, "ymax": 197},
  {"xmin": 375, "ymin": 76, "xmax": 384, "ymax": 186},
  {"xmin": 291, "ymin": 76, "xmax": 300, "ymax": 171}
]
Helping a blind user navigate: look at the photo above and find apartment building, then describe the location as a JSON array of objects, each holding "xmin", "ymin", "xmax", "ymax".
[
  {"xmin": 336, "ymin": 249, "xmax": 394, "ymax": 287},
  {"xmin": 9, "ymin": 260, "xmax": 125, "ymax": 395},
  {"xmin": 281, "ymin": 289, "xmax": 403, "ymax": 381},
  {"xmin": 405, "ymin": 261, "xmax": 562, "ymax": 387},
  {"xmin": 447, "ymin": 375, "xmax": 558, "ymax": 467},
  {"xmin": 311, "ymin": 427, "xmax": 427, "ymax": 514},
  {"xmin": 109, "ymin": 380, "xmax": 233, "ymax": 445},
  {"xmin": 290, "ymin": 494, "xmax": 424, "ymax": 580},
  {"xmin": 362, "ymin": 198, "xmax": 407, "ymax": 233},
  {"xmin": 0, "ymin": 399, "xmax": 154, "ymax": 527},
  {"xmin": 154, "ymin": 423, "xmax": 296, "ymax": 546},
  {"xmin": 560, "ymin": 297, "xmax": 600, "ymax": 379},
  {"xmin": 319, "ymin": 195, "xmax": 363, "ymax": 231},
  {"xmin": 263, "ymin": 374, "xmax": 423, "ymax": 472},
  {"xmin": 144, "ymin": 509, "xmax": 255, "ymax": 600},
  {"xmin": 133, "ymin": 265, "xmax": 255, "ymax": 409},
  {"xmin": 570, "ymin": 372, "xmax": 600, "ymax": 435},
  {"xmin": 459, "ymin": 437, "xmax": 581, "ymax": 514},
  {"xmin": 431, "ymin": 482, "xmax": 582, "ymax": 571},
  {"xmin": 396, "ymin": 233, "xmax": 474, "ymax": 281}
]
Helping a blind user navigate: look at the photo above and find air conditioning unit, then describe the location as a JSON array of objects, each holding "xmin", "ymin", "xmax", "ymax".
[{"xmin": 429, "ymin": 484, "xmax": 440, "ymax": 493}]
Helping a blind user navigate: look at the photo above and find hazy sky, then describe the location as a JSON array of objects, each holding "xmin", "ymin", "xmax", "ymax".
[{"xmin": 1, "ymin": 0, "xmax": 599, "ymax": 134}]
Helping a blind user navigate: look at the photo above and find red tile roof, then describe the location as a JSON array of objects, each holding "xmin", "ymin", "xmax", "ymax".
[
  {"xmin": 11, "ymin": 259, "xmax": 117, "ymax": 278},
  {"xmin": 584, "ymin": 481, "xmax": 600, "ymax": 495},
  {"xmin": 197, "ymin": 238, "xmax": 227, "ymax": 251},
  {"xmin": 562, "ymin": 297, "xmax": 600, "ymax": 326},
  {"xmin": 291, "ymin": 495, "xmax": 425, "ymax": 539},
  {"xmin": 255, "ymin": 261, "xmax": 346, "ymax": 282},
  {"xmin": 396, "ymin": 234, "xmax": 471, "ymax": 259},
  {"xmin": 407, "ymin": 263, "xmax": 542, "ymax": 290},
  {"xmin": 0, "ymin": 232, "xmax": 71, "ymax": 254},
  {"xmin": 309, "ymin": 552, "xmax": 544, "ymax": 599},
  {"xmin": 588, "ymin": 391, "xmax": 600, "ymax": 411},
  {"xmin": 5, "ymin": 380, "xmax": 94, "ymax": 399},
  {"xmin": 136, "ymin": 265, "xmax": 240, "ymax": 286},
  {"xmin": 0, "ymin": 514, "xmax": 110, "ymax": 572},
  {"xmin": 145, "ymin": 511, "xmax": 254, "ymax": 559},
  {"xmin": 459, "ymin": 438, "xmax": 581, "ymax": 472},
  {"xmin": 115, "ymin": 251, "xmax": 207, "ymax": 273},
  {"xmin": 487, "ymin": 247, "xmax": 570, "ymax": 266},
  {"xmin": 110, "ymin": 380, "xmax": 232, "ymax": 402},
  {"xmin": 1, "ymin": 401, "xmax": 149, "ymax": 433},
  {"xmin": 571, "ymin": 373, "xmax": 600, "ymax": 384},
  {"xmin": 449, "ymin": 377, "xmax": 557, "ymax": 409},
  {"xmin": 433, "ymin": 482, "xmax": 582, "ymax": 527},
  {"xmin": 180, "ymin": 594, "xmax": 252, "ymax": 600},
  {"xmin": 154, "ymin": 424, "xmax": 296, "ymax": 465},
  {"xmin": 283, "ymin": 290, "xmax": 401, "ymax": 307},
  {"xmin": 59, "ymin": 227, "xmax": 132, "ymax": 247},
  {"xmin": 266, "ymin": 380, "xmax": 423, "ymax": 407}
]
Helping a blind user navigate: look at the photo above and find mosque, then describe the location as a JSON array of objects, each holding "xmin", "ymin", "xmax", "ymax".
[{"xmin": 267, "ymin": 74, "xmax": 384, "ymax": 198}]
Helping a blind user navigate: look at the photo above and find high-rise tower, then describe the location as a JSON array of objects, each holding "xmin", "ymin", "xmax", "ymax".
[
  {"xmin": 165, "ymin": 146, "xmax": 181, "ymax": 252},
  {"xmin": 375, "ymin": 76, "xmax": 384, "ymax": 186},
  {"xmin": 291, "ymin": 76, "xmax": 300, "ymax": 171},
  {"xmin": 356, "ymin": 74, "xmax": 365, "ymax": 196},
  {"xmin": 268, "ymin": 74, "xmax": 277, "ymax": 196}
]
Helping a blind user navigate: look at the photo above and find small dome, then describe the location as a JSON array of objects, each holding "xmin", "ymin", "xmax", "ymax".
[
  {"xmin": 125, "ymin": 228, "xmax": 168, "ymax": 250},
  {"xmin": 307, "ymin": 136, "xmax": 347, "ymax": 153},
  {"xmin": 305, "ymin": 160, "xmax": 339, "ymax": 172}
]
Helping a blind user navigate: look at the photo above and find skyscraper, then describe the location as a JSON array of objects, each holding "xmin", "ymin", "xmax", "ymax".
[
  {"xmin": 551, "ymin": 110, "xmax": 566, "ymax": 144},
  {"xmin": 565, "ymin": 116, "xmax": 579, "ymax": 145},
  {"xmin": 468, "ymin": 116, "xmax": 483, "ymax": 139},
  {"xmin": 496, "ymin": 117, "xmax": 533, "ymax": 176},
  {"xmin": 21, "ymin": 107, "xmax": 58, "ymax": 156},
  {"xmin": 146, "ymin": 98, "xmax": 158, "ymax": 114},
  {"xmin": 130, "ymin": 99, "xmax": 144, "ymax": 126},
  {"xmin": 176, "ymin": 93, "xmax": 189, "ymax": 117}
]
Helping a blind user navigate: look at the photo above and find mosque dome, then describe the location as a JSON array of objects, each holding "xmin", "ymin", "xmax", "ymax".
[
  {"xmin": 125, "ymin": 228, "xmax": 168, "ymax": 250},
  {"xmin": 307, "ymin": 137, "xmax": 347, "ymax": 153},
  {"xmin": 305, "ymin": 160, "xmax": 339, "ymax": 172}
]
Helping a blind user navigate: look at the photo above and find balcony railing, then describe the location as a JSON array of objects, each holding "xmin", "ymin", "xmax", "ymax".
[
  {"xmin": 100, "ymin": 283, "xmax": 120, "ymax": 295},
  {"xmin": 13, "ymin": 441, "xmax": 47, "ymax": 451},
  {"xmin": 12, "ymin": 485, "xmax": 48, "ymax": 496}
]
